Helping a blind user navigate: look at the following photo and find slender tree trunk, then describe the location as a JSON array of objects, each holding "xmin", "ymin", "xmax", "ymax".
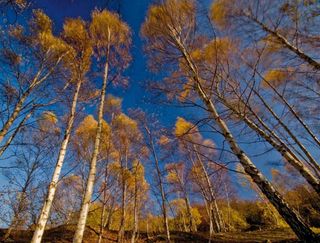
[
  {"xmin": 73, "ymin": 60, "xmax": 109, "ymax": 243},
  {"xmin": 223, "ymin": 182, "xmax": 231, "ymax": 231},
  {"xmin": 193, "ymin": 146, "xmax": 225, "ymax": 232},
  {"xmin": 184, "ymin": 196, "xmax": 194, "ymax": 232},
  {"xmin": 0, "ymin": 56, "xmax": 63, "ymax": 143},
  {"xmin": 251, "ymin": 78, "xmax": 320, "ymax": 174},
  {"xmin": 98, "ymin": 155, "xmax": 111, "ymax": 243},
  {"xmin": 0, "ymin": 108, "xmax": 33, "ymax": 157},
  {"xmin": 199, "ymin": 83, "xmax": 318, "ymax": 241},
  {"xmin": 182, "ymin": 213, "xmax": 187, "ymax": 232},
  {"xmin": 118, "ymin": 150, "xmax": 128, "ymax": 243},
  {"xmin": 219, "ymin": 95, "xmax": 320, "ymax": 195},
  {"xmin": 97, "ymin": 198, "xmax": 107, "ymax": 243},
  {"xmin": 175, "ymin": 39, "xmax": 319, "ymax": 242},
  {"xmin": 188, "ymin": 149, "xmax": 219, "ymax": 236},
  {"xmin": 3, "ymin": 189, "xmax": 28, "ymax": 241},
  {"xmin": 118, "ymin": 181, "xmax": 127, "ymax": 243},
  {"xmin": 146, "ymin": 218, "xmax": 150, "ymax": 240},
  {"xmin": 0, "ymin": 88, "xmax": 32, "ymax": 143},
  {"xmin": 146, "ymin": 127, "xmax": 171, "ymax": 242},
  {"xmin": 106, "ymin": 201, "xmax": 115, "ymax": 231},
  {"xmin": 131, "ymin": 182, "xmax": 138, "ymax": 243},
  {"xmin": 246, "ymin": 14, "xmax": 320, "ymax": 70},
  {"xmin": 31, "ymin": 80, "xmax": 82, "ymax": 243}
]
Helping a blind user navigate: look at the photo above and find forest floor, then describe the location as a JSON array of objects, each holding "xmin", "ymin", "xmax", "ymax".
[{"xmin": 0, "ymin": 226, "xmax": 311, "ymax": 242}]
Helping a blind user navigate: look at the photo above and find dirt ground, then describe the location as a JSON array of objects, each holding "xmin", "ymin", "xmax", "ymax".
[{"xmin": 0, "ymin": 227, "xmax": 305, "ymax": 242}]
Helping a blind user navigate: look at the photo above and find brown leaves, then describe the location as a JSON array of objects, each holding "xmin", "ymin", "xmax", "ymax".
[
  {"xmin": 30, "ymin": 9, "xmax": 52, "ymax": 34},
  {"xmin": 62, "ymin": 18, "xmax": 93, "ymax": 77},
  {"xmin": 175, "ymin": 117, "xmax": 194, "ymax": 137},
  {"xmin": 38, "ymin": 111, "xmax": 60, "ymax": 134},
  {"xmin": 74, "ymin": 115, "xmax": 112, "ymax": 160},
  {"xmin": 142, "ymin": 0, "xmax": 195, "ymax": 39},
  {"xmin": 210, "ymin": 0, "xmax": 236, "ymax": 28},
  {"xmin": 90, "ymin": 10, "xmax": 131, "ymax": 56},
  {"xmin": 104, "ymin": 95, "xmax": 122, "ymax": 115},
  {"xmin": 141, "ymin": 0, "xmax": 196, "ymax": 70},
  {"xmin": 262, "ymin": 68, "xmax": 294, "ymax": 88},
  {"xmin": 2, "ymin": 48, "xmax": 21, "ymax": 66}
]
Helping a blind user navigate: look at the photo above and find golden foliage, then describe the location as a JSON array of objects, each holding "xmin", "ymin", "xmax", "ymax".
[
  {"xmin": 14, "ymin": 0, "xmax": 27, "ymax": 9},
  {"xmin": 75, "ymin": 115, "xmax": 112, "ymax": 158},
  {"xmin": 62, "ymin": 18, "xmax": 93, "ymax": 75},
  {"xmin": 219, "ymin": 205, "xmax": 248, "ymax": 231},
  {"xmin": 174, "ymin": 117, "xmax": 194, "ymax": 137},
  {"xmin": 158, "ymin": 135, "xmax": 170, "ymax": 146},
  {"xmin": 178, "ymin": 78, "xmax": 193, "ymax": 102},
  {"xmin": 38, "ymin": 111, "xmax": 59, "ymax": 134},
  {"xmin": 141, "ymin": 0, "xmax": 195, "ymax": 46},
  {"xmin": 42, "ymin": 111, "xmax": 58, "ymax": 124},
  {"xmin": 31, "ymin": 9, "xmax": 52, "ymax": 34},
  {"xmin": 210, "ymin": 0, "xmax": 235, "ymax": 28},
  {"xmin": 38, "ymin": 32, "xmax": 74, "ymax": 59},
  {"xmin": 204, "ymin": 37, "xmax": 234, "ymax": 62},
  {"xmin": 90, "ymin": 9, "xmax": 131, "ymax": 53},
  {"xmin": 114, "ymin": 113, "xmax": 139, "ymax": 134},
  {"xmin": 190, "ymin": 37, "xmax": 235, "ymax": 65},
  {"xmin": 261, "ymin": 34, "xmax": 283, "ymax": 54},
  {"xmin": 167, "ymin": 171, "xmax": 180, "ymax": 184},
  {"xmin": 166, "ymin": 162, "xmax": 184, "ymax": 185},
  {"xmin": 105, "ymin": 95, "xmax": 122, "ymax": 114},
  {"xmin": 170, "ymin": 199, "xmax": 202, "ymax": 229},
  {"xmin": 262, "ymin": 68, "xmax": 293, "ymax": 88}
]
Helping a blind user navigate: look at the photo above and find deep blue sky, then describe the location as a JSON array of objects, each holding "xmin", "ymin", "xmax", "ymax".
[
  {"xmin": 32, "ymin": 0, "xmax": 186, "ymax": 126},
  {"xmin": 3, "ymin": 0, "xmax": 290, "ymax": 202},
  {"xmin": 31, "ymin": 0, "xmax": 272, "ymax": 199}
]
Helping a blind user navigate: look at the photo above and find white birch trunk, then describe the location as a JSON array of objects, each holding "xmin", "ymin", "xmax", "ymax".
[
  {"xmin": 73, "ymin": 60, "xmax": 109, "ymax": 243},
  {"xmin": 174, "ymin": 38, "xmax": 318, "ymax": 242},
  {"xmin": 31, "ymin": 80, "xmax": 82, "ymax": 243}
]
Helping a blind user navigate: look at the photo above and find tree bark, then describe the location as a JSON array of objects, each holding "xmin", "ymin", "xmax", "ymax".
[
  {"xmin": 193, "ymin": 146, "xmax": 225, "ymax": 232},
  {"xmin": 175, "ymin": 39, "xmax": 319, "ymax": 242},
  {"xmin": 245, "ymin": 13, "xmax": 320, "ymax": 70},
  {"xmin": 145, "ymin": 126, "xmax": 171, "ymax": 242},
  {"xmin": 0, "ymin": 108, "xmax": 33, "ymax": 157},
  {"xmin": 73, "ymin": 59, "xmax": 109, "ymax": 243},
  {"xmin": 0, "ymin": 56, "xmax": 63, "ymax": 143},
  {"xmin": 131, "ymin": 175, "xmax": 138, "ymax": 243},
  {"xmin": 31, "ymin": 80, "xmax": 82, "ymax": 243},
  {"xmin": 118, "ymin": 149, "xmax": 128, "ymax": 243},
  {"xmin": 219, "ymin": 94, "xmax": 320, "ymax": 195}
]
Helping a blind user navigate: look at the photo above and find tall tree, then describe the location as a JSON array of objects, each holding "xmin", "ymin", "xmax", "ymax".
[
  {"xmin": 141, "ymin": 0, "xmax": 318, "ymax": 241},
  {"xmin": 175, "ymin": 117, "xmax": 225, "ymax": 238},
  {"xmin": 166, "ymin": 162, "xmax": 195, "ymax": 232},
  {"xmin": 1, "ymin": 111, "xmax": 60, "ymax": 241},
  {"xmin": 0, "ymin": 10, "xmax": 71, "ymax": 146},
  {"xmin": 132, "ymin": 110, "xmax": 171, "ymax": 242},
  {"xmin": 209, "ymin": 0, "xmax": 320, "ymax": 181},
  {"xmin": 31, "ymin": 17, "xmax": 92, "ymax": 243},
  {"xmin": 73, "ymin": 10, "xmax": 131, "ymax": 243}
]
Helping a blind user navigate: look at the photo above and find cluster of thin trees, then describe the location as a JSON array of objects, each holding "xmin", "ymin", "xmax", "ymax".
[{"xmin": 0, "ymin": 0, "xmax": 320, "ymax": 242}]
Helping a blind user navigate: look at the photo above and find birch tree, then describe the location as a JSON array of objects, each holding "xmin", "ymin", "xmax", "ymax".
[
  {"xmin": 175, "ymin": 117, "xmax": 225, "ymax": 239},
  {"xmin": 73, "ymin": 10, "xmax": 131, "ymax": 243},
  {"xmin": 141, "ymin": 0, "xmax": 318, "ymax": 241},
  {"xmin": 31, "ymin": 17, "xmax": 92, "ymax": 243},
  {"xmin": 0, "ymin": 10, "xmax": 71, "ymax": 147},
  {"xmin": 132, "ymin": 110, "xmax": 171, "ymax": 242}
]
